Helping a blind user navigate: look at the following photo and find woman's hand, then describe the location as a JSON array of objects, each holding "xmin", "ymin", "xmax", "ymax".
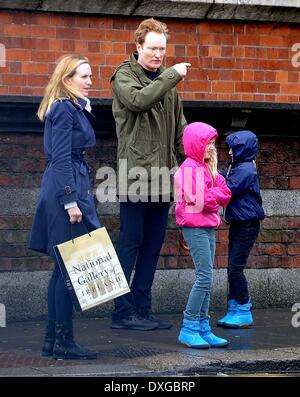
[{"xmin": 67, "ymin": 207, "xmax": 82, "ymax": 224}]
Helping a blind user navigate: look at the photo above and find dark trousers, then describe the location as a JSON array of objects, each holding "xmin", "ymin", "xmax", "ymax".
[
  {"xmin": 227, "ymin": 220, "xmax": 260, "ymax": 305},
  {"xmin": 112, "ymin": 201, "xmax": 170, "ymax": 320},
  {"xmin": 47, "ymin": 262, "xmax": 73, "ymax": 323}
]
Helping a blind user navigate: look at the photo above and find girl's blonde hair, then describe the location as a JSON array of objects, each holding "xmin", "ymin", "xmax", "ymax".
[
  {"xmin": 37, "ymin": 54, "xmax": 89, "ymax": 121},
  {"xmin": 205, "ymin": 145, "xmax": 218, "ymax": 180}
]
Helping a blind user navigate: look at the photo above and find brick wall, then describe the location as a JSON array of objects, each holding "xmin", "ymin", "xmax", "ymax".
[
  {"xmin": 161, "ymin": 137, "xmax": 300, "ymax": 271},
  {"xmin": 0, "ymin": 132, "xmax": 299, "ymax": 272},
  {"xmin": 0, "ymin": 10, "xmax": 299, "ymax": 101},
  {"xmin": 0, "ymin": 10, "xmax": 299, "ymax": 274}
]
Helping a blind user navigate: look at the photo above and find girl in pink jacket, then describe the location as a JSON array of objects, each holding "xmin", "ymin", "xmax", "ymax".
[{"xmin": 174, "ymin": 122, "xmax": 231, "ymax": 349}]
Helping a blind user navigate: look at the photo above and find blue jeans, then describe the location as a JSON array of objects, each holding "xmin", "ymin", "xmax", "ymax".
[
  {"xmin": 182, "ymin": 227, "xmax": 216, "ymax": 322},
  {"xmin": 228, "ymin": 220, "xmax": 260, "ymax": 304},
  {"xmin": 112, "ymin": 201, "xmax": 170, "ymax": 320}
]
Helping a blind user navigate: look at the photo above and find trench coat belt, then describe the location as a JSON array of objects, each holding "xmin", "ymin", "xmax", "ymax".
[
  {"xmin": 71, "ymin": 151, "xmax": 90, "ymax": 174},
  {"xmin": 46, "ymin": 151, "xmax": 90, "ymax": 174}
]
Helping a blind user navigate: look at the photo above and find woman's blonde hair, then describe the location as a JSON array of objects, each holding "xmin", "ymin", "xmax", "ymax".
[
  {"xmin": 206, "ymin": 145, "xmax": 218, "ymax": 180},
  {"xmin": 37, "ymin": 54, "xmax": 89, "ymax": 121}
]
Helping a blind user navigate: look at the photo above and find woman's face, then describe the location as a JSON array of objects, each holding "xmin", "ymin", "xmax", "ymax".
[
  {"xmin": 204, "ymin": 138, "xmax": 216, "ymax": 160},
  {"xmin": 67, "ymin": 63, "xmax": 92, "ymax": 97}
]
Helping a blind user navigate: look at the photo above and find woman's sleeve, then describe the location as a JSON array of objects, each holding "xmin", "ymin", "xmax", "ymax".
[{"xmin": 50, "ymin": 101, "xmax": 78, "ymax": 205}]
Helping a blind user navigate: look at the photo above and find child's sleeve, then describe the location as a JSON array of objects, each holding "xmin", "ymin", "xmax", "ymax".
[
  {"xmin": 174, "ymin": 164, "xmax": 204, "ymax": 212},
  {"xmin": 208, "ymin": 173, "xmax": 232, "ymax": 207},
  {"xmin": 203, "ymin": 190, "xmax": 219, "ymax": 212},
  {"xmin": 226, "ymin": 166, "xmax": 252, "ymax": 196}
]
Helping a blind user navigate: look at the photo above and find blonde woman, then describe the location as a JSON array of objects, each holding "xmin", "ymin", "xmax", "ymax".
[
  {"xmin": 174, "ymin": 122, "xmax": 231, "ymax": 349},
  {"xmin": 28, "ymin": 54, "xmax": 101, "ymax": 360}
]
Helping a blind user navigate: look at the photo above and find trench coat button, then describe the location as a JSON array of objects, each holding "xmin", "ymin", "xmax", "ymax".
[
  {"xmin": 167, "ymin": 72, "xmax": 175, "ymax": 79},
  {"xmin": 65, "ymin": 186, "xmax": 72, "ymax": 194}
]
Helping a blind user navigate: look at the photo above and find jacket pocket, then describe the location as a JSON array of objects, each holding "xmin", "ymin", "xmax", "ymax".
[
  {"xmin": 128, "ymin": 140, "xmax": 160, "ymax": 180},
  {"xmin": 76, "ymin": 163, "xmax": 91, "ymax": 199}
]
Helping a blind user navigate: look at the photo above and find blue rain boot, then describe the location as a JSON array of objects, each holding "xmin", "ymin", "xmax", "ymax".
[
  {"xmin": 217, "ymin": 299, "xmax": 237, "ymax": 327},
  {"xmin": 222, "ymin": 299, "xmax": 253, "ymax": 328},
  {"xmin": 178, "ymin": 319, "xmax": 210, "ymax": 349},
  {"xmin": 199, "ymin": 319, "xmax": 229, "ymax": 347}
]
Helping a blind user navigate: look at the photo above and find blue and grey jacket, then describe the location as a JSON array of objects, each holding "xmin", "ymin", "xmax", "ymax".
[{"xmin": 224, "ymin": 130, "xmax": 265, "ymax": 223}]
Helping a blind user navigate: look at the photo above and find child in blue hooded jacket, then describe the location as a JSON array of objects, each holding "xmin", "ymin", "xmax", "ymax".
[{"xmin": 217, "ymin": 130, "xmax": 265, "ymax": 329}]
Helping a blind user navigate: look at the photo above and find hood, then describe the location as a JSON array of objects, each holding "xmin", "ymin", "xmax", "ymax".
[
  {"xmin": 110, "ymin": 52, "xmax": 165, "ymax": 82},
  {"xmin": 183, "ymin": 122, "xmax": 218, "ymax": 164},
  {"xmin": 226, "ymin": 130, "xmax": 258, "ymax": 163}
]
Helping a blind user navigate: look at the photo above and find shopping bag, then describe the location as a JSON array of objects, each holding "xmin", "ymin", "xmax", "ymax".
[{"xmin": 53, "ymin": 227, "xmax": 130, "ymax": 312}]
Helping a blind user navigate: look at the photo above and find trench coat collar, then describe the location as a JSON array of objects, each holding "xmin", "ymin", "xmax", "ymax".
[{"xmin": 76, "ymin": 97, "xmax": 95, "ymax": 119}]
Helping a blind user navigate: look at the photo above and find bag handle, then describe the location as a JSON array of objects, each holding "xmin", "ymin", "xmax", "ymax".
[{"xmin": 70, "ymin": 219, "xmax": 91, "ymax": 243}]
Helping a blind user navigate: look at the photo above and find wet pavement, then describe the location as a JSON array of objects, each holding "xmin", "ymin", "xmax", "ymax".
[{"xmin": 0, "ymin": 308, "xmax": 299, "ymax": 377}]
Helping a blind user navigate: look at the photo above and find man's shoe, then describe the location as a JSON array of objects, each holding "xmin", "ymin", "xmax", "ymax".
[
  {"xmin": 145, "ymin": 314, "xmax": 172, "ymax": 330},
  {"xmin": 111, "ymin": 314, "xmax": 158, "ymax": 331}
]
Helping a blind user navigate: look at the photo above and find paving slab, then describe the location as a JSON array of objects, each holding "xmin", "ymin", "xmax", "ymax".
[{"xmin": 0, "ymin": 308, "xmax": 299, "ymax": 377}]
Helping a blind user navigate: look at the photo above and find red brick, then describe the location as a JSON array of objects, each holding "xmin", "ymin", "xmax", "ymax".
[
  {"xmin": 3, "ymin": 24, "xmax": 31, "ymax": 37},
  {"xmin": 31, "ymin": 51, "xmax": 57, "ymax": 62},
  {"xmin": 161, "ymin": 242, "xmax": 180, "ymax": 256},
  {"xmin": 235, "ymin": 82, "xmax": 258, "ymax": 93},
  {"xmin": 260, "ymin": 36, "xmax": 284, "ymax": 47},
  {"xmin": 238, "ymin": 35, "xmax": 259, "ymax": 46},
  {"xmin": 292, "ymin": 257, "xmax": 300, "ymax": 268},
  {"xmin": 164, "ymin": 257, "xmax": 179, "ymax": 269},
  {"xmin": 56, "ymin": 27, "xmax": 80, "ymax": 40},
  {"xmin": 288, "ymin": 72, "xmax": 299, "ymax": 83},
  {"xmin": 187, "ymin": 45, "xmax": 198, "ymax": 57},
  {"xmin": 215, "ymin": 255, "xmax": 228, "ymax": 268},
  {"xmin": 62, "ymin": 40, "xmax": 75, "ymax": 52},
  {"xmin": 21, "ymin": 62, "xmax": 48, "ymax": 74},
  {"xmin": 290, "ymin": 177, "xmax": 300, "ymax": 189},
  {"xmin": 276, "ymin": 71, "xmax": 288, "ymax": 83},
  {"xmin": 213, "ymin": 58, "xmax": 236, "ymax": 69},
  {"xmin": 268, "ymin": 257, "xmax": 283, "ymax": 268},
  {"xmin": 217, "ymin": 229, "xmax": 229, "ymax": 242},
  {"xmin": 177, "ymin": 256, "xmax": 193, "ymax": 269},
  {"xmin": 30, "ymin": 26, "xmax": 55, "ymax": 38},
  {"xmin": 212, "ymin": 81, "xmax": 235, "ymax": 92},
  {"xmin": 259, "ymin": 244, "xmax": 286, "ymax": 256},
  {"xmin": 288, "ymin": 244, "xmax": 300, "ymax": 256},
  {"xmin": 2, "ymin": 73, "xmax": 27, "ymax": 85}
]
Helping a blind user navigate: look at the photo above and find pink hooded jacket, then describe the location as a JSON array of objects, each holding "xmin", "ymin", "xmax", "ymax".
[{"xmin": 174, "ymin": 122, "xmax": 232, "ymax": 228}]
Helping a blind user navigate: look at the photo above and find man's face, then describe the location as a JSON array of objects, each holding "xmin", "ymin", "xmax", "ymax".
[{"xmin": 137, "ymin": 31, "xmax": 167, "ymax": 71}]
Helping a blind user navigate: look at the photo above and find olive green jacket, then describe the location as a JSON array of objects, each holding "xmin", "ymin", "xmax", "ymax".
[{"xmin": 111, "ymin": 53, "xmax": 187, "ymax": 201}]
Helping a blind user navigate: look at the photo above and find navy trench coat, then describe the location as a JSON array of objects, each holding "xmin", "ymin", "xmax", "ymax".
[{"xmin": 28, "ymin": 98, "xmax": 101, "ymax": 259}]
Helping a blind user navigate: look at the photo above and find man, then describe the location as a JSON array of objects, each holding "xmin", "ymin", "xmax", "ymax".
[{"xmin": 110, "ymin": 18, "xmax": 190, "ymax": 330}]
